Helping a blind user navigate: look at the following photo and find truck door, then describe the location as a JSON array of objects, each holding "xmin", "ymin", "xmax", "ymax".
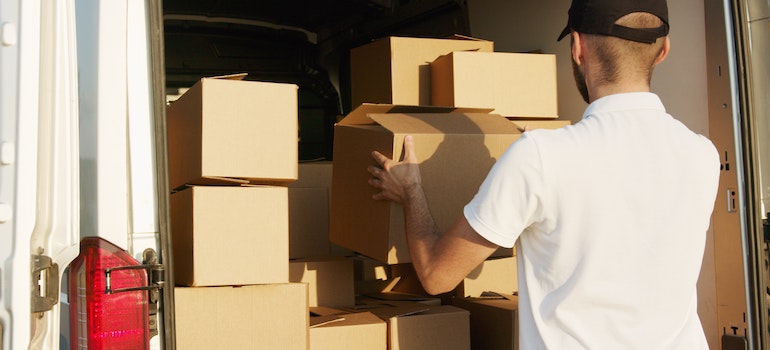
[
  {"xmin": 727, "ymin": 0, "xmax": 770, "ymax": 347},
  {"xmin": 0, "ymin": 0, "xmax": 81, "ymax": 349}
]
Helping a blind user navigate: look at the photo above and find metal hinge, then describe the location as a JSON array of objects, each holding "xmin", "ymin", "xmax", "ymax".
[
  {"xmin": 104, "ymin": 248, "xmax": 164, "ymax": 337},
  {"xmin": 104, "ymin": 249, "xmax": 164, "ymax": 294},
  {"xmin": 31, "ymin": 254, "xmax": 59, "ymax": 313}
]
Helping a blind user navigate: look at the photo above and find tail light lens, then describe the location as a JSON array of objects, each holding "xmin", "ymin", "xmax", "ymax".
[{"xmin": 69, "ymin": 237, "xmax": 150, "ymax": 350}]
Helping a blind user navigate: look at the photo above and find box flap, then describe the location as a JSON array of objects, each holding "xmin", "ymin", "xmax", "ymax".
[
  {"xmin": 310, "ymin": 315, "xmax": 346, "ymax": 328},
  {"xmin": 340, "ymin": 103, "xmax": 493, "ymax": 126},
  {"xmin": 207, "ymin": 72, "xmax": 248, "ymax": 81},
  {"xmin": 368, "ymin": 113, "xmax": 521, "ymax": 135},
  {"xmin": 446, "ymin": 34, "xmax": 491, "ymax": 43}
]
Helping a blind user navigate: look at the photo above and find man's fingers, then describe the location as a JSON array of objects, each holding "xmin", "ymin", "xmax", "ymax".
[
  {"xmin": 402, "ymin": 135, "xmax": 417, "ymax": 164},
  {"xmin": 371, "ymin": 150, "xmax": 390, "ymax": 166}
]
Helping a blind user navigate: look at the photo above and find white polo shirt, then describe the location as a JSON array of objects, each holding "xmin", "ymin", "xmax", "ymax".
[{"xmin": 464, "ymin": 92, "xmax": 719, "ymax": 349}]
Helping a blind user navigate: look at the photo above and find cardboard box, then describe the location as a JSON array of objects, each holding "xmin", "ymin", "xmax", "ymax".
[
  {"xmin": 458, "ymin": 256, "xmax": 518, "ymax": 297},
  {"xmin": 289, "ymin": 187, "xmax": 331, "ymax": 259},
  {"xmin": 175, "ymin": 284, "xmax": 308, "ymax": 350},
  {"xmin": 288, "ymin": 161, "xmax": 355, "ymax": 258},
  {"xmin": 289, "ymin": 256, "xmax": 355, "ymax": 308},
  {"xmin": 171, "ymin": 185, "xmax": 289, "ymax": 286},
  {"xmin": 351, "ymin": 299, "xmax": 471, "ymax": 350},
  {"xmin": 350, "ymin": 36, "xmax": 494, "ymax": 108},
  {"xmin": 329, "ymin": 104, "xmax": 520, "ymax": 264},
  {"xmin": 293, "ymin": 161, "xmax": 334, "ymax": 189},
  {"xmin": 452, "ymin": 294, "xmax": 519, "ymax": 350},
  {"xmin": 167, "ymin": 74, "xmax": 299, "ymax": 189},
  {"xmin": 310, "ymin": 307, "xmax": 387, "ymax": 350},
  {"xmin": 431, "ymin": 51, "xmax": 558, "ymax": 119},
  {"xmin": 389, "ymin": 256, "xmax": 517, "ymax": 299}
]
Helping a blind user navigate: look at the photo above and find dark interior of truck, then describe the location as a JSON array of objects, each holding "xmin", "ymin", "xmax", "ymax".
[{"xmin": 163, "ymin": 0, "xmax": 472, "ymax": 161}]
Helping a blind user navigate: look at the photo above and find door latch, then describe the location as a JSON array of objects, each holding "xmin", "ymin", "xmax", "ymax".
[{"xmin": 31, "ymin": 254, "xmax": 59, "ymax": 313}]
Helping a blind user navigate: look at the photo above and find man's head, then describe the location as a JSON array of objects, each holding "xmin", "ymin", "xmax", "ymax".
[
  {"xmin": 557, "ymin": 0, "xmax": 669, "ymax": 44},
  {"xmin": 560, "ymin": 0, "xmax": 671, "ymax": 103}
]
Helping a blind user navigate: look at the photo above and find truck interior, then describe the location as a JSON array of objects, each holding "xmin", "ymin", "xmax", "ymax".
[{"xmin": 69, "ymin": 0, "xmax": 769, "ymax": 349}]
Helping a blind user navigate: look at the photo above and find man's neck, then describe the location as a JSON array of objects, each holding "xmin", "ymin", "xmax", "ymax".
[{"xmin": 589, "ymin": 81, "xmax": 651, "ymax": 103}]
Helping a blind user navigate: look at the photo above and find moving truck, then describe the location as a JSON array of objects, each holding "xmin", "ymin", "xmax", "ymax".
[{"xmin": 0, "ymin": 0, "xmax": 767, "ymax": 349}]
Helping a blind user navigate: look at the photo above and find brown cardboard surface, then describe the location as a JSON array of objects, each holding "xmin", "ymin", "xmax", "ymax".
[
  {"xmin": 292, "ymin": 161, "xmax": 334, "ymax": 189},
  {"xmin": 289, "ymin": 187, "xmax": 331, "ymax": 259},
  {"xmin": 452, "ymin": 294, "xmax": 519, "ymax": 350},
  {"xmin": 459, "ymin": 256, "xmax": 518, "ymax": 297},
  {"xmin": 389, "ymin": 256, "xmax": 517, "ymax": 299},
  {"xmin": 174, "ymin": 284, "xmax": 308, "ymax": 350},
  {"xmin": 171, "ymin": 185, "xmax": 289, "ymax": 286},
  {"xmin": 431, "ymin": 51, "xmax": 559, "ymax": 119},
  {"xmin": 330, "ymin": 106, "xmax": 521, "ymax": 264},
  {"xmin": 386, "ymin": 304, "xmax": 470, "ymax": 350},
  {"xmin": 310, "ymin": 310, "xmax": 387, "ymax": 350},
  {"xmin": 350, "ymin": 36, "xmax": 494, "ymax": 108},
  {"xmin": 345, "ymin": 298, "xmax": 469, "ymax": 349},
  {"xmin": 167, "ymin": 75, "xmax": 298, "ymax": 189},
  {"xmin": 289, "ymin": 256, "xmax": 355, "ymax": 308}
]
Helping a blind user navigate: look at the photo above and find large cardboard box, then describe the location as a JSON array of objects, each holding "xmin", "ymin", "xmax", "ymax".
[
  {"xmin": 330, "ymin": 104, "xmax": 520, "ymax": 264},
  {"xmin": 175, "ymin": 284, "xmax": 308, "ymax": 350},
  {"xmin": 167, "ymin": 74, "xmax": 299, "ymax": 189},
  {"xmin": 431, "ymin": 51, "xmax": 559, "ymax": 119},
  {"xmin": 352, "ymin": 299, "xmax": 471, "ymax": 350},
  {"xmin": 310, "ymin": 307, "xmax": 387, "ymax": 350},
  {"xmin": 452, "ymin": 294, "xmax": 519, "ymax": 350},
  {"xmin": 289, "ymin": 256, "xmax": 355, "ymax": 307},
  {"xmin": 171, "ymin": 185, "xmax": 289, "ymax": 286},
  {"xmin": 350, "ymin": 36, "xmax": 494, "ymax": 108}
]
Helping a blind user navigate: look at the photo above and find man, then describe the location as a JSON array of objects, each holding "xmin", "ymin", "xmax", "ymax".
[{"xmin": 366, "ymin": 0, "xmax": 720, "ymax": 348}]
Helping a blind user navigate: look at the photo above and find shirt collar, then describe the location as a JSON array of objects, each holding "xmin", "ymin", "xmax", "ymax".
[{"xmin": 582, "ymin": 92, "xmax": 666, "ymax": 119}]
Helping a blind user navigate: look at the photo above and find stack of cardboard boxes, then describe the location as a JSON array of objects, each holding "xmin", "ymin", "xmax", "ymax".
[
  {"xmin": 167, "ymin": 35, "xmax": 567, "ymax": 349},
  {"xmin": 167, "ymin": 73, "xmax": 309, "ymax": 349},
  {"xmin": 329, "ymin": 35, "xmax": 571, "ymax": 349}
]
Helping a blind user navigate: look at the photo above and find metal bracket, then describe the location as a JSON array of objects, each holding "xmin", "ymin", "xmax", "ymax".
[
  {"xmin": 31, "ymin": 255, "xmax": 59, "ymax": 313},
  {"xmin": 103, "ymin": 249, "xmax": 165, "ymax": 300}
]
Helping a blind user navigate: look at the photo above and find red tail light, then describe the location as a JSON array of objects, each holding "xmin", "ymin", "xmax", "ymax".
[{"xmin": 69, "ymin": 237, "xmax": 150, "ymax": 350}]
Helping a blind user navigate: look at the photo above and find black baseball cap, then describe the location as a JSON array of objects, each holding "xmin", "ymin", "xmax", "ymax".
[{"xmin": 557, "ymin": 0, "xmax": 669, "ymax": 44}]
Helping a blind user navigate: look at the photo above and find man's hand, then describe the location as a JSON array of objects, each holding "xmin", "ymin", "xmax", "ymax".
[{"xmin": 368, "ymin": 135, "xmax": 421, "ymax": 204}]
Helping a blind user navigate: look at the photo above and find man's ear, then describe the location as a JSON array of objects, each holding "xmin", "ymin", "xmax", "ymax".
[
  {"xmin": 655, "ymin": 36, "xmax": 671, "ymax": 65},
  {"xmin": 571, "ymin": 31, "xmax": 583, "ymax": 65}
]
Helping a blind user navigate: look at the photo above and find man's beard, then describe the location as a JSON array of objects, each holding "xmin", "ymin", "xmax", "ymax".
[{"xmin": 572, "ymin": 57, "xmax": 590, "ymax": 103}]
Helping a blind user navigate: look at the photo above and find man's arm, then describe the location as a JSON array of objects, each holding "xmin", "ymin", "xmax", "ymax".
[{"xmin": 368, "ymin": 135, "xmax": 499, "ymax": 295}]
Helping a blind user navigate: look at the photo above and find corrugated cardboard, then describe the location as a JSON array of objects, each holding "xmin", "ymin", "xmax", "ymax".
[
  {"xmin": 452, "ymin": 294, "xmax": 519, "ymax": 350},
  {"xmin": 389, "ymin": 256, "xmax": 517, "ymax": 299},
  {"xmin": 350, "ymin": 36, "xmax": 494, "ymax": 108},
  {"xmin": 310, "ymin": 307, "xmax": 387, "ymax": 350},
  {"xmin": 329, "ymin": 104, "xmax": 520, "ymax": 264},
  {"xmin": 289, "ymin": 187, "xmax": 331, "ymax": 259},
  {"xmin": 458, "ymin": 256, "xmax": 518, "ymax": 297},
  {"xmin": 351, "ymin": 299, "xmax": 471, "ymax": 350},
  {"xmin": 288, "ymin": 161, "xmax": 354, "ymax": 258},
  {"xmin": 431, "ymin": 51, "xmax": 559, "ymax": 119},
  {"xmin": 167, "ymin": 74, "xmax": 299, "ymax": 189},
  {"xmin": 171, "ymin": 185, "xmax": 289, "ymax": 286},
  {"xmin": 289, "ymin": 256, "xmax": 355, "ymax": 307},
  {"xmin": 174, "ymin": 284, "xmax": 309, "ymax": 350},
  {"xmin": 292, "ymin": 161, "xmax": 334, "ymax": 189}
]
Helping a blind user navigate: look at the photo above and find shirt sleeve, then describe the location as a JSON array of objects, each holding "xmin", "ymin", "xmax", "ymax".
[{"xmin": 463, "ymin": 133, "xmax": 545, "ymax": 248}]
